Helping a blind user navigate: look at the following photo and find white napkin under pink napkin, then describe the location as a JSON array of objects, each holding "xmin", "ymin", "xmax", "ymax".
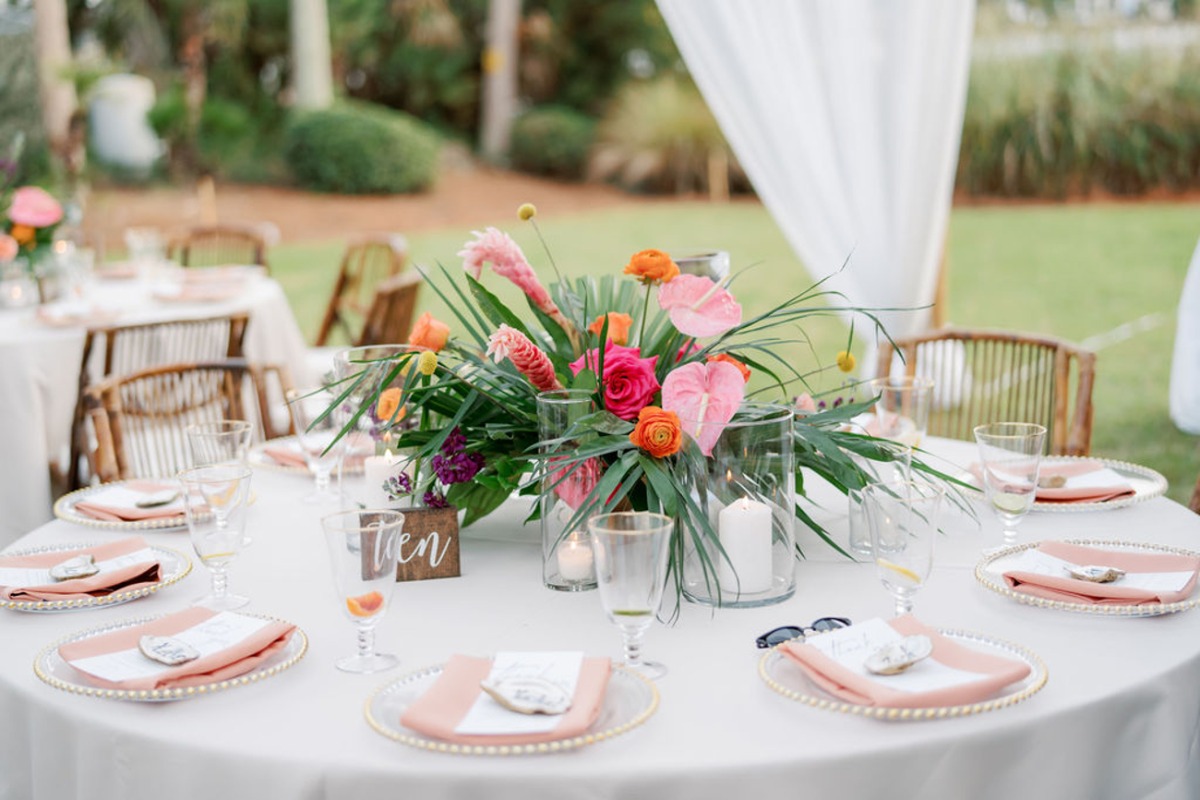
[
  {"xmin": 1001, "ymin": 541, "xmax": 1200, "ymax": 605},
  {"xmin": 400, "ymin": 654, "xmax": 611, "ymax": 746},
  {"xmin": 0, "ymin": 536, "xmax": 161, "ymax": 601},
  {"xmin": 780, "ymin": 615, "xmax": 1031, "ymax": 709},
  {"xmin": 72, "ymin": 481, "xmax": 187, "ymax": 522},
  {"xmin": 58, "ymin": 606, "xmax": 296, "ymax": 691}
]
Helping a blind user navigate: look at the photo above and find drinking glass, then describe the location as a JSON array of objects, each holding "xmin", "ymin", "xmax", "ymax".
[
  {"xmin": 974, "ymin": 422, "xmax": 1047, "ymax": 546},
  {"xmin": 123, "ymin": 226, "xmax": 166, "ymax": 280},
  {"xmin": 863, "ymin": 480, "xmax": 943, "ymax": 617},
  {"xmin": 186, "ymin": 420, "xmax": 253, "ymax": 467},
  {"xmin": 287, "ymin": 386, "xmax": 347, "ymax": 505},
  {"xmin": 322, "ymin": 509, "xmax": 405, "ymax": 673},
  {"xmin": 180, "ymin": 464, "xmax": 253, "ymax": 610},
  {"xmin": 588, "ymin": 511, "xmax": 673, "ymax": 680}
]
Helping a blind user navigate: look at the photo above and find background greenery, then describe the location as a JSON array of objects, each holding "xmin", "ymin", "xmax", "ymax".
[{"xmin": 270, "ymin": 200, "xmax": 1199, "ymax": 505}]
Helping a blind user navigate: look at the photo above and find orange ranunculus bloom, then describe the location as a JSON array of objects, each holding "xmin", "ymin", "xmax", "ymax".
[
  {"xmin": 408, "ymin": 311, "xmax": 451, "ymax": 352},
  {"xmin": 9, "ymin": 224, "xmax": 35, "ymax": 246},
  {"xmin": 629, "ymin": 406, "xmax": 683, "ymax": 458},
  {"xmin": 707, "ymin": 353, "xmax": 751, "ymax": 383},
  {"xmin": 623, "ymin": 249, "xmax": 680, "ymax": 284},
  {"xmin": 375, "ymin": 388, "xmax": 406, "ymax": 423},
  {"xmin": 587, "ymin": 312, "xmax": 634, "ymax": 345}
]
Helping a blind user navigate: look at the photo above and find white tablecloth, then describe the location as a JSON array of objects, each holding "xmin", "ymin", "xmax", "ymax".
[
  {"xmin": 0, "ymin": 273, "xmax": 311, "ymax": 546},
  {"xmin": 2, "ymin": 439, "xmax": 1199, "ymax": 800}
]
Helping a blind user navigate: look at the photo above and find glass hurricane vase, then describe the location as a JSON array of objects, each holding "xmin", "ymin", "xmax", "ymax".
[{"xmin": 536, "ymin": 389, "xmax": 599, "ymax": 592}]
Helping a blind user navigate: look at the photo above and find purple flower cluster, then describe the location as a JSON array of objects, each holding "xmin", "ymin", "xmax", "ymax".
[
  {"xmin": 430, "ymin": 427, "xmax": 485, "ymax": 486},
  {"xmin": 423, "ymin": 491, "xmax": 449, "ymax": 509},
  {"xmin": 382, "ymin": 473, "xmax": 412, "ymax": 501},
  {"xmin": 816, "ymin": 394, "xmax": 855, "ymax": 411}
]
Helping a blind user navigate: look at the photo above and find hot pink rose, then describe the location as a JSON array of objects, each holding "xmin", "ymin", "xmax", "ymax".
[
  {"xmin": 569, "ymin": 343, "xmax": 660, "ymax": 420},
  {"xmin": 9, "ymin": 186, "xmax": 63, "ymax": 228},
  {"xmin": 0, "ymin": 234, "xmax": 17, "ymax": 263}
]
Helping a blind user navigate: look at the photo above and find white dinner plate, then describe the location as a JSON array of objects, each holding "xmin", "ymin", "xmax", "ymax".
[
  {"xmin": 34, "ymin": 613, "xmax": 308, "ymax": 701},
  {"xmin": 53, "ymin": 480, "xmax": 210, "ymax": 531},
  {"xmin": 1, "ymin": 542, "xmax": 191, "ymax": 613},
  {"xmin": 365, "ymin": 663, "xmax": 659, "ymax": 755},
  {"xmin": 758, "ymin": 629, "xmax": 1048, "ymax": 721},
  {"xmin": 975, "ymin": 539, "xmax": 1200, "ymax": 617},
  {"xmin": 248, "ymin": 436, "xmax": 366, "ymax": 476},
  {"xmin": 962, "ymin": 456, "xmax": 1167, "ymax": 513}
]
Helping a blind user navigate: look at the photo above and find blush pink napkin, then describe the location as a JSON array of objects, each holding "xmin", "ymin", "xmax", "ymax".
[
  {"xmin": 72, "ymin": 481, "xmax": 186, "ymax": 522},
  {"xmin": 400, "ymin": 655, "xmax": 612, "ymax": 746},
  {"xmin": 58, "ymin": 606, "xmax": 296, "ymax": 691},
  {"xmin": 0, "ymin": 536, "xmax": 161, "ymax": 601},
  {"xmin": 154, "ymin": 283, "xmax": 245, "ymax": 303},
  {"xmin": 779, "ymin": 615, "xmax": 1031, "ymax": 709},
  {"xmin": 1002, "ymin": 541, "xmax": 1200, "ymax": 605},
  {"xmin": 265, "ymin": 439, "xmax": 370, "ymax": 470},
  {"xmin": 968, "ymin": 460, "xmax": 1135, "ymax": 504}
]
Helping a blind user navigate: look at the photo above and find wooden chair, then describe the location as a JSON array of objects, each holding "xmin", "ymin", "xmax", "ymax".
[
  {"xmin": 874, "ymin": 327, "xmax": 1096, "ymax": 456},
  {"xmin": 83, "ymin": 359, "xmax": 294, "ymax": 484},
  {"xmin": 67, "ymin": 314, "xmax": 250, "ymax": 489},
  {"xmin": 314, "ymin": 234, "xmax": 409, "ymax": 346},
  {"xmin": 1190, "ymin": 474, "xmax": 1200, "ymax": 515},
  {"xmin": 356, "ymin": 269, "xmax": 423, "ymax": 346},
  {"xmin": 168, "ymin": 224, "xmax": 269, "ymax": 270}
]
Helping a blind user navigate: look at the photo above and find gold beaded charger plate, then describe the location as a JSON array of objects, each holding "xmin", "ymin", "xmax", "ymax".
[
  {"xmin": 365, "ymin": 663, "xmax": 659, "ymax": 755},
  {"xmin": 960, "ymin": 456, "xmax": 1167, "ymax": 513},
  {"xmin": 758, "ymin": 630, "xmax": 1048, "ymax": 721},
  {"xmin": 1, "ymin": 542, "xmax": 191, "ymax": 612},
  {"xmin": 34, "ymin": 613, "xmax": 308, "ymax": 702},
  {"xmin": 247, "ymin": 436, "xmax": 366, "ymax": 476},
  {"xmin": 975, "ymin": 539, "xmax": 1200, "ymax": 617},
  {"xmin": 53, "ymin": 480, "xmax": 210, "ymax": 531}
]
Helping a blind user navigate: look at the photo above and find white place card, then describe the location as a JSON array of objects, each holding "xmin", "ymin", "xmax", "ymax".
[
  {"xmin": 803, "ymin": 619, "xmax": 983, "ymax": 693},
  {"xmin": 1005, "ymin": 549, "xmax": 1193, "ymax": 593},
  {"xmin": 1057, "ymin": 467, "xmax": 1129, "ymax": 490},
  {"xmin": 66, "ymin": 612, "xmax": 270, "ymax": 682},
  {"xmin": 454, "ymin": 651, "xmax": 584, "ymax": 735},
  {"xmin": 0, "ymin": 547, "xmax": 158, "ymax": 588}
]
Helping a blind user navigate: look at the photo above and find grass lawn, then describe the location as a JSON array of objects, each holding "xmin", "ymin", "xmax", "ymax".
[{"xmin": 271, "ymin": 199, "xmax": 1200, "ymax": 504}]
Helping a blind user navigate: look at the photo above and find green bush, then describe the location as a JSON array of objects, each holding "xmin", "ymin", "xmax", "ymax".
[
  {"xmin": 509, "ymin": 106, "xmax": 595, "ymax": 179},
  {"xmin": 283, "ymin": 102, "xmax": 440, "ymax": 194}
]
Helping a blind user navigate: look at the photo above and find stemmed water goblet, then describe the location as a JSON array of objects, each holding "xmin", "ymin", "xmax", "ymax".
[
  {"xmin": 974, "ymin": 422, "xmax": 1047, "ymax": 547},
  {"xmin": 180, "ymin": 464, "xmax": 253, "ymax": 610},
  {"xmin": 322, "ymin": 509, "xmax": 405, "ymax": 673},
  {"xmin": 863, "ymin": 480, "xmax": 943, "ymax": 617},
  {"xmin": 186, "ymin": 419, "xmax": 253, "ymax": 468},
  {"xmin": 588, "ymin": 511, "xmax": 673, "ymax": 680},
  {"xmin": 287, "ymin": 386, "xmax": 347, "ymax": 505}
]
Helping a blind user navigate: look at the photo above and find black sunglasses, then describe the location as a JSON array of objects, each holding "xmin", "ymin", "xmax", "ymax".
[{"xmin": 755, "ymin": 617, "xmax": 852, "ymax": 649}]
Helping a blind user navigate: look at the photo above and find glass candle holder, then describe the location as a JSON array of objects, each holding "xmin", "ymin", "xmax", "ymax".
[{"xmin": 536, "ymin": 389, "xmax": 599, "ymax": 592}]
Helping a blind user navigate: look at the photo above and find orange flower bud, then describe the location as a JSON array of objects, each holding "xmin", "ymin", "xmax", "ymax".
[
  {"xmin": 408, "ymin": 312, "xmax": 451, "ymax": 352},
  {"xmin": 587, "ymin": 312, "xmax": 634, "ymax": 346},
  {"xmin": 623, "ymin": 249, "xmax": 680, "ymax": 284},
  {"xmin": 10, "ymin": 224, "xmax": 35, "ymax": 246},
  {"xmin": 706, "ymin": 353, "xmax": 751, "ymax": 383},
  {"xmin": 629, "ymin": 406, "xmax": 683, "ymax": 458}
]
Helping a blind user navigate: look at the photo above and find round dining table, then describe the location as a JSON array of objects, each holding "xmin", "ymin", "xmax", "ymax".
[
  {"xmin": 1, "ymin": 438, "xmax": 1198, "ymax": 800},
  {"xmin": 0, "ymin": 269, "xmax": 312, "ymax": 547}
]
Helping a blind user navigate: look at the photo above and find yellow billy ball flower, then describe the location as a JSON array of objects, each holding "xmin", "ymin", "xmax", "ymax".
[
  {"xmin": 518, "ymin": 203, "xmax": 537, "ymax": 221},
  {"xmin": 417, "ymin": 350, "xmax": 438, "ymax": 376},
  {"xmin": 836, "ymin": 350, "xmax": 856, "ymax": 373}
]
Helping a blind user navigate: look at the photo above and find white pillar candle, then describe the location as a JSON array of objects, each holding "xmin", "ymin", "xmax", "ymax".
[
  {"xmin": 556, "ymin": 531, "xmax": 595, "ymax": 582},
  {"xmin": 362, "ymin": 449, "xmax": 405, "ymax": 509},
  {"xmin": 717, "ymin": 497, "xmax": 774, "ymax": 594}
]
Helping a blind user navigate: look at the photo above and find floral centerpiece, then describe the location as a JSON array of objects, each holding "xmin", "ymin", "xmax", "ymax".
[
  {"xmin": 332, "ymin": 204, "xmax": 957, "ymax": 605},
  {"xmin": 0, "ymin": 186, "xmax": 64, "ymax": 271}
]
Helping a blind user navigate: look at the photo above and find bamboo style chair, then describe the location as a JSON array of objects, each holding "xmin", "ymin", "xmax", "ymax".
[
  {"xmin": 355, "ymin": 269, "xmax": 424, "ymax": 346},
  {"xmin": 66, "ymin": 314, "xmax": 250, "ymax": 489},
  {"xmin": 314, "ymin": 234, "xmax": 409, "ymax": 346},
  {"xmin": 168, "ymin": 224, "xmax": 270, "ymax": 271},
  {"xmin": 83, "ymin": 359, "xmax": 293, "ymax": 484},
  {"xmin": 874, "ymin": 328, "xmax": 1097, "ymax": 456},
  {"xmin": 1190, "ymin": 475, "xmax": 1200, "ymax": 515}
]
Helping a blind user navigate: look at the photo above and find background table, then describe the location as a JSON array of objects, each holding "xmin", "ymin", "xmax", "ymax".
[
  {"xmin": 0, "ymin": 272, "xmax": 311, "ymax": 546},
  {"xmin": 2, "ymin": 439, "xmax": 1199, "ymax": 800}
]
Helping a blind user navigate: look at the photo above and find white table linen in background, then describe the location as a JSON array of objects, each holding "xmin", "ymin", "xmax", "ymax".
[
  {"xmin": 0, "ymin": 273, "xmax": 311, "ymax": 546},
  {"xmin": 1, "ymin": 438, "xmax": 1198, "ymax": 800}
]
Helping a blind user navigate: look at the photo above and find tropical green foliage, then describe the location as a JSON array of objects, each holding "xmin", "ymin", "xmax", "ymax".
[{"xmin": 510, "ymin": 106, "xmax": 596, "ymax": 180}]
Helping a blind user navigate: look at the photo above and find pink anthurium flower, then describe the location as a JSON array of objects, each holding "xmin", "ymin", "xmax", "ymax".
[
  {"xmin": 661, "ymin": 360, "xmax": 745, "ymax": 456},
  {"xmin": 657, "ymin": 274, "xmax": 742, "ymax": 339},
  {"xmin": 8, "ymin": 186, "xmax": 63, "ymax": 228}
]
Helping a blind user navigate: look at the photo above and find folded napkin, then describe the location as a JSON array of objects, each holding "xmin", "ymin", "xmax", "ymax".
[
  {"xmin": 1001, "ymin": 541, "xmax": 1200, "ymax": 605},
  {"xmin": 779, "ymin": 615, "xmax": 1031, "ymax": 709},
  {"xmin": 58, "ymin": 606, "xmax": 296, "ymax": 691},
  {"xmin": 181, "ymin": 265, "xmax": 263, "ymax": 284},
  {"xmin": 34, "ymin": 302, "xmax": 118, "ymax": 329},
  {"xmin": 94, "ymin": 261, "xmax": 137, "ymax": 280},
  {"xmin": 73, "ymin": 481, "xmax": 186, "ymax": 522},
  {"xmin": 968, "ymin": 460, "xmax": 1135, "ymax": 504},
  {"xmin": 400, "ymin": 654, "xmax": 611, "ymax": 746},
  {"xmin": 263, "ymin": 443, "xmax": 308, "ymax": 469},
  {"xmin": 153, "ymin": 282, "xmax": 245, "ymax": 304},
  {"xmin": 0, "ymin": 536, "xmax": 161, "ymax": 602},
  {"xmin": 264, "ymin": 438, "xmax": 370, "ymax": 470}
]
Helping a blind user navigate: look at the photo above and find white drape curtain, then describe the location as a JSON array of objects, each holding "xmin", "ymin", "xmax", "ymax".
[
  {"xmin": 1170, "ymin": 237, "xmax": 1200, "ymax": 434},
  {"xmin": 656, "ymin": 0, "xmax": 976, "ymax": 355}
]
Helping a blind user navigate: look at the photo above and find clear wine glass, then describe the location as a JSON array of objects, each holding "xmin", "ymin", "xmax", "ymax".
[
  {"xmin": 588, "ymin": 511, "xmax": 673, "ymax": 680},
  {"xmin": 322, "ymin": 509, "xmax": 405, "ymax": 673},
  {"xmin": 974, "ymin": 422, "xmax": 1047, "ymax": 546},
  {"xmin": 186, "ymin": 419, "xmax": 253, "ymax": 467},
  {"xmin": 333, "ymin": 344, "xmax": 415, "ymax": 458},
  {"xmin": 863, "ymin": 480, "xmax": 943, "ymax": 617},
  {"xmin": 179, "ymin": 464, "xmax": 253, "ymax": 610},
  {"xmin": 287, "ymin": 386, "xmax": 347, "ymax": 505}
]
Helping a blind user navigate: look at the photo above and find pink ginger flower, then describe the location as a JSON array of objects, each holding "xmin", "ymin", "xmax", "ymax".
[
  {"xmin": 458, "ymin": 227, "xmax": 574, "ymax": 333},
  {"xmin": 486, "ymin": 324, "xmax": 563, "ymax": 392}
]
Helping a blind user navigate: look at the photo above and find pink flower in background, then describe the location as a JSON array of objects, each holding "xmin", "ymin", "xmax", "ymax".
[
  {"xmin": 486, "ymin": 324, "xmax": 563, "ymax": 392},
  {"xmin": 458, "ymin": 227, "xmax": 572, "ymax": 330},
  {"xmin": 662, "ymin": 360, "xmax": 745, "ymax": 456},
  {"xmin": 795, "ymin": 393, "xmax": 817, "ymax": 413},
  {"xmin": 550, "ymin": 456, "xmax": 603, "ymax": 510},
  {"xmin": 0, "ymin": 234, "xmax": 17, "ymax": 262},
  {"xmin": 674, "ymin": 340, "xmax": 703, "ymax": 363},
  {"xmin": 658, "ymin": 274, "xmax": 742, "ymax": 338},
  {"xmin": 570, "ymin": 343, "xmax": 660, "ymax": 420},
  {"xmin": 8, "ymin": 186, "xmax": 62, "ymax": 228}
]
